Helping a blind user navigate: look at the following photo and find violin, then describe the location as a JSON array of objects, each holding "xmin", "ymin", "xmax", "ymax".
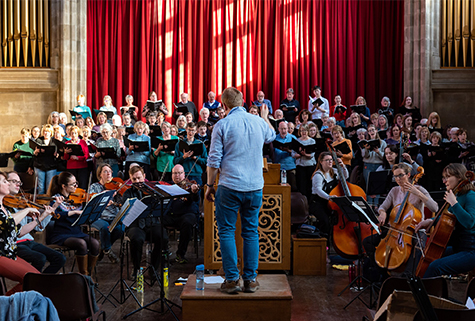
[
  {"xmin": 103, "ymin": 177, "xmax": 132, "ymax": 196},
  {"xmin": 177, "ymin": 178, "xmax": 200, "ymax": 193},
  {"xmin": 375, "ymin": 166, "xmax": 425, "ymax": 271},
  {"xmin": 69, "ymin": 188, "xmax": 96, "ymax": 205},
  {"xmin": 3, "ymin": 195, "xmax": 60, "ymax": 223}
]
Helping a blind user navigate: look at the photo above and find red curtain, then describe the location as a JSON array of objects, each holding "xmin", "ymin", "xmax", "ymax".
[{"xmin": 87, "ymin": 0, "xmax": 404, "ymax": 122}]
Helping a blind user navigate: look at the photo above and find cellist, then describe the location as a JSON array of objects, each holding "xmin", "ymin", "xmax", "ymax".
[
  {"xmin": 363, "ymin": 163, "xmax": 438, "ymax": 276},
  {"xmin": 415, "ymin": 163, "xmax": 475, "ymax": 277}
]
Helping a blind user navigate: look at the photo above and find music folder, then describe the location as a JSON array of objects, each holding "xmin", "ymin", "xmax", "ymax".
[
  {"xmin": 178, "ymin": 140, "xmax": 204, "ymax": 156},
  {"xmin": 120, "ymin": 106, "xmax": 137, "ymax": 115},
  {"xmin": 357, "ymin": 139, "xmax": 381, "ymax": 151},
  {"xmin": 174, "ymin": 103, "xmax": 189, "ymax": 115},
  {"xmin": 124, "ymin": 137, "xmax": 150, "ymax": 153},
  {"xmin": 332, "ymin": 140, "xmax": 351, "ymax": 155},
  {"xmin": 350, "ymin": 105, "xmax": 367, "ymax": 115},
  {"xmin": 29, "ymin": 139, "xmax": 56, "ymax": 156},
  {"xmin": 148, "ymin": 125, "xmax": 162, "ymax": 137},
  {"xmin": 53, "ymin": 139, "xmax": 84, "ymax": 156},
  {"xmin": 151, "ymin": 137, "xmax": 179, "ymax": 152},
  {"xmin": 95, "ymin": 146, "xmax": 117, "ymax": 159},
  {"xmin": 93, "ymin": 109, "xmax": 114, "ymax": 119},
  {"xmin": 147, "ymin": 100, "xmax": 163, "ymax": 112}
]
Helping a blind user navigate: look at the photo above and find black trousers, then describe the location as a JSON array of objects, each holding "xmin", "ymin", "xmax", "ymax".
[
  {"xmin": 162, "ymin": 213, "xmax": 197, "ymax": 257},
  {"xmin": 126, "ymin": 224, "xmax": 168, "ymax": 271},
  {"xmin": 16, "ymin": 240, "xmax": 66, "ymax": 274}
]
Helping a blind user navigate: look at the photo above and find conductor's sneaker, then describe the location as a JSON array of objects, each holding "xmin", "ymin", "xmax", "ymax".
[
  {"xmin": 220, "ymin": 279, "xmax": 241, "ymax": 294},
  {"xmin": 243, "ymin": 279, "xmax": 260, "ymax": 293},
  {"xmin": 105, "ymin": 249, "xmax": 118, "ymax": 264}
]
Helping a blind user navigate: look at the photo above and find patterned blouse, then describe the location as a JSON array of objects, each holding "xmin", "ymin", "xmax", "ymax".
[{"xmin": 0, "ymin": 208, "xmax": 20, "ymax": 259}]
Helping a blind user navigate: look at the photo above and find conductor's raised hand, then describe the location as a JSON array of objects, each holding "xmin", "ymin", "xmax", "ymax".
[
  {"xmin": 205, "ymin": 185, "xmax": 215, "ymax": 202},
  {"xmin": 260, "ymin": 103, "xmax": 269, "ymax": 119}
]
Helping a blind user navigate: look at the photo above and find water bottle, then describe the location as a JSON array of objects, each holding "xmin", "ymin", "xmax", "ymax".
[
  {"xmin": 163, "ymin": 267, "xmax": 169, "ymax": 287},
  {"xmin": 137, "ymin": 267, "xmax": 144, "ymax": 293},
  {"xmin": 196, "ymin": 264, "xmax": 205, "ymax": 290},
  {"xmin": 281, "ymin": 169, "xmax": 287, "ymax": 184}
]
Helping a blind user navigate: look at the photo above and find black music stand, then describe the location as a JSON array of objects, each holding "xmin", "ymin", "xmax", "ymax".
[
  {"xmin": 366, "ymin": 170, "xmax": 391, "ymax": 196},
  {"xmin": 332, "ymin": 195, "xmax": 381, "ymax": 309},
  {"xmin": 101, "ymin": 198, "xmax": 145, "ymax": 306},
  {"xmin": 123, "ymin": 183, "xmax": 188, "ymax": 320},
  {"xmin": 407, "ymin": 275, "xmax": 439, "ymax": 321}
]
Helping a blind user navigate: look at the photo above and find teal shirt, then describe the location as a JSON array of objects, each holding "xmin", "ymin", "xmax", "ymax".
[
  {"xmin": 449, "ymin": 190, "xmax": 475, "ymax": 233},
  {"xmin": 73, "ymin": 105, "xmax": 92, "ymax": 120},
  {"xmin": 173, "ymin": 138, "xmax": 208, "ymax": 177},
  {"xmin": 154, "ymin": 135, "xmax": 178, "ymax": 173}
]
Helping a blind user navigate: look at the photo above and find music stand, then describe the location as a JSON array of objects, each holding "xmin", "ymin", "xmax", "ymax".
[
  {"xmin": 366, "ymin": 170, "xmax": 391, "ymax": 196},
  {"xmin": 332, "ymin": 195, "xmax": 381, "ymax": 309},
  {"xmin": 123, "ymin": 182, "xmax": 188, "ymax": 320},
  {"xmin": 101, "ymin": 198, "xmax": 147, "ymax": 306},
  {"xmin": 407, "ymin": 275, "xmax": 439, "ymax": 321}
]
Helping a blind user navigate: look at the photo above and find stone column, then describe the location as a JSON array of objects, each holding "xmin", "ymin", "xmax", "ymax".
[
  {"xmin": 403, "ymin": 0, "xmax": 441, "ymax": 116},
  {"xmin": 51, "ymin": 0, "xmax": 87, "ymax": 114}
]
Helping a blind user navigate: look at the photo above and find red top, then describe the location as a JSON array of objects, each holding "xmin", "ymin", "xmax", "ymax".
[
  {"xmin": 64, "ymin": 139, "xmax": 89, "ymax": 169},
  {"xmin": 330, "ymin": 104, "xmax": 347, "ymax": 122}
]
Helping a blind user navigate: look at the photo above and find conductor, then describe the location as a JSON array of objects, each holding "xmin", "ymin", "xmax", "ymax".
[{"xmin": 205, "ymin": 87, "xmax": 275, "ymax": 294}]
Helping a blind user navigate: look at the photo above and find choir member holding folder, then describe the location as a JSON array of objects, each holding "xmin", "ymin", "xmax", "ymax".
[
  {"xmin": 152, "ymin": 121, "xmax": 178, "ymax": 182},
  {"xmin": 292, "ymin": 124, "xmax": 316, "ymax": 200},
  {"xmin": 94, "ymin": 123, "xmax": 121, "ymax": 177},
  {"xmin": 124, "ymin": 121, "xmax": 151, "ymax": 180},
  {"xmin": 61, "ymin": 126, "xmax": 89, "ymax": 189},
  {"xmin": 31, "ymin": 124, "xmax": 57, "ymax": 195},
  {"xmin": 331, "ymin": 125, "xmax": 353, "ymax": 167}
]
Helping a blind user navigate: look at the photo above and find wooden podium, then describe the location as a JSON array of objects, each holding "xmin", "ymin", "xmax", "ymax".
[{"xmin": 204, "ymin": 163, "xmax": 291, "ymax": 271}]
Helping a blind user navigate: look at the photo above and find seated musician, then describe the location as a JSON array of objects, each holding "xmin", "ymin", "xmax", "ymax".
[
  {"xmin": 90, "ymin": 164, "xmax": 124, "ymax": 264},
  {"xmin": 310, "ymin": 152, "xmax": 348, "ymax": 238},
  {"xmin": 5, "ymin": 171, "xmax": 65, "ymax": 274},
  {"xmin": 173, "ymin": 122, "xmax": 208, "ymax": 186},
  {"xmin": 416, "ymin": 163, "xmax": 475, "ymax": 277},
  {"xmin": 122, "ymin": 165, "xmax": 168, "ymax": 280},
  {"xmin": 163, "ymin": 165, "xmax": 199, "ymax": 264},
  {"xmin": 0, "ymin": 172, "xmax": 42, "ymax": 295},
  {"xmin": 363, "ymin": 163, "xmax": 438, "ymax": 276},
  {"xmin": 47, "ymin": 172, "xmax": 100, "ymax": 277}
]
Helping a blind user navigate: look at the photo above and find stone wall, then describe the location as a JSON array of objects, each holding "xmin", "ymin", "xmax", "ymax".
[{"xmin": 0, "ymin": 0, "xmax": 86, "ymax": 167}]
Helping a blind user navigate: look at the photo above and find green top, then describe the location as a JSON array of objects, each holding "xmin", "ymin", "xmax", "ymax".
[
  {"xmin": 11, "ymin": 140, "xmax": 34, "ymax": 172},
  {"xmin": 154, "ymin": 135, "xmax": 178, "ymax": 173},
  {"xmin": 449, "ymin": 190, "xmax": 475, "ymax": 233}
]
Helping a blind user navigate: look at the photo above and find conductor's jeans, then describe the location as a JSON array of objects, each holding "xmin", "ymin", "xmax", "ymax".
[{"xmin": 215, "ymin": 186, "xmax": 262, "ymax": 282}]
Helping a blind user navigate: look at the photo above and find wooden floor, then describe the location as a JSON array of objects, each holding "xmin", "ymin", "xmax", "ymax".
[{"xmin": 6, "ymin": 238, "xmax": 469, "ymax": 321}]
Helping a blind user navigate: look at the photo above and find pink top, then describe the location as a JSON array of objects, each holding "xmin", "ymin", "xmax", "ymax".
[{"xmin": 379, "ymin": 185, "xmax": 438, "ymax": 220}]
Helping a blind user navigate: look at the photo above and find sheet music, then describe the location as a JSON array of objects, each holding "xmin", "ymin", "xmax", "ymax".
[
  {"xmin": 154, "ymin": 184, "xmax": 189, "ymax": 197},
  {"xmin": 122, "ymin": 199, "xmax": 147, "ymax": 227}
]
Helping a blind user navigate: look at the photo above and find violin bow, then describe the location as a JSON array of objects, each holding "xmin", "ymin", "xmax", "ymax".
[{"xmin": 160, "ymin": 159, "xmax": 171, "ymax": 182}]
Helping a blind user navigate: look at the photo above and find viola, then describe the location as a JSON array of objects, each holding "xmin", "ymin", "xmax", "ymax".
[
  {"xmin": 415, "ymin": 170, "xmax": 475, "ymax": 277},
  {"xmin": 375, "ymin": 167, "xmax": 425, "ymax": 271},
  {"xmin": 326, "ymin": 142, "xmax": 373, "ymax": 259}
]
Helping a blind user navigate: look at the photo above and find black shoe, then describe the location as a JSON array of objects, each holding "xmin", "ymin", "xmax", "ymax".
[
  {"xmin": 130, "ymin": 269, "xmax": 138, "ymax": 281},
  {"xmin": 98, "ymin": 250, "xmax": 105, "ymax": 262}
]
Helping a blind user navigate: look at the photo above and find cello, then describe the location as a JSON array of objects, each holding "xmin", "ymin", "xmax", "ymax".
[
  {"xmin": 415, "ymin": 170, "xmax": 475, "ymax": 277},
  {"xmin": 326, "ymin": 143, "xmax": 373, "ymax": 259},
  {"xmin": 375, "ymin": 167, "xmax": 425, "ymax": 271}
]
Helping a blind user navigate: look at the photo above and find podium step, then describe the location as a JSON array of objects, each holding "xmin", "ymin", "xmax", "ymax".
[{"xmin": 181, "ymin": 274, "xmax": 293, "ymax": 321}]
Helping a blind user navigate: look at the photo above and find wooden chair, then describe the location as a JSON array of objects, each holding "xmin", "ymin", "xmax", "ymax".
[
  {"xmin": 23, "ymin": 272, "xmax": 106, "ymax": 321},
  {"xmin": 413, "ymin": 308, "xmax": 475, "ymax": 321}
]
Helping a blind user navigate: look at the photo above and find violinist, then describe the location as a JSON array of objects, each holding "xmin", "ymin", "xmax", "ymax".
[
  {"xmin": 173, "ymin": 122, "xmax": 208, "ymax": 186},
  {"xmin": 363, "ymin": 163, "xmax": 438, "ymax": 274},
  {"xmin": 163, "ymin": 165, "xmax": 200, "ymax": 264},
  {"xmin": 0, "ymin": 172, "xmax": 41, "ymax": 295},
  {"xmin": 47, "ymin": 172, "xmax": 100, "ymax": 277},
  {"xmin": 5, "ymin": 171, "xmax": 65, "ymax": 274},
  {"xmin": 416, "ymin": 163, "xmax": 475, "ymax": 277},
  {"xmin": 122, "ymin": 165, "xmax": 168, "ymax": 280},
  {"xmin": 90, "ymin": 164, "xmax": 123, "ymax": 264},
  {"xmin": 310, "ymin": 152, "xmax": 348, "ymax": 238}
]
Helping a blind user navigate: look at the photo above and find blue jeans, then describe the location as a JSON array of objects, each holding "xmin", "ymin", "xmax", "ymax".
[
  {"xmin": 91, "ymin": 219, "xmax": 125, "ymax": 251},
  {"xmin": 35, "ymin": 168, "xmax": 56, "ymax": 195},
  {"xmin": 424, "ymin": 247, "xmax": 475, "ymax": 278},
  {"xmin": 215, "ymin": 186, "xmax": 263, "ymax": 282}
]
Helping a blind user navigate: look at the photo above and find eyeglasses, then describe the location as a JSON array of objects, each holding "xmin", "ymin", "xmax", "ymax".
[
  {"xmin": 323, "ymin": 159, "xmax": 333, "ymax": 162},
  {"xmin": 442, "ymin": 176, "xmax": 451, "ymax": 182},
  {"xmin": 172, "ymin": 172, "xmax": 184, "ymax": 175},
  {"xmin": 69, "ymin": 182, "xmax": 78, "ymax": 187},
  {"xmin": 7, "ymin": 179, "xmax": 22, "ymax": 186},
  {"xmin": 394, "ymin": 174, "xmax": 406, "ymax": 179}
]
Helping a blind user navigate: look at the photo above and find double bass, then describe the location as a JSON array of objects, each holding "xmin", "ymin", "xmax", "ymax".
[
  {"xmin": 415, "ymin": 170, "xmax": 475, "ymax": 277},
  {"xmin": 327, "ymin": 143, "xmax": 373, "ymax": 259},
  {"xmin": 375, "ymin": 167, "xmax": 425, "ymax": 271}
]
